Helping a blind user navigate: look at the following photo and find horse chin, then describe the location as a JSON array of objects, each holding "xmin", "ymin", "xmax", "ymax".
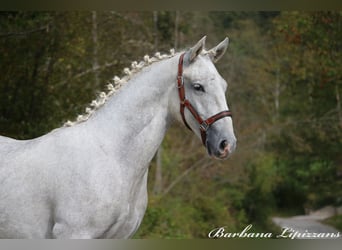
[
  {"xmin": 217, "ymin": 151, "xmax": 230, "ymax": 160},
  {"xmin": 213, "ymin": 151, "xmax": 230, "ymax": 160}
]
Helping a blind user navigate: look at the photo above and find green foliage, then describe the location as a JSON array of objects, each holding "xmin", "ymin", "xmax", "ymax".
[
  {"xmin": 324, "ymin": 215, "xmax": 342, "ymax": 231},
  {"xmin": 243, "ymin": 153, "xmax": 279, "ymax": 224},
  {"xmin": 156, "ymin": 12, "xmax": 174, "ymax": 42},
  {"xmin": 0, "ymin": 11, "xmax": 159, "ymax": 138},
  {"xmin": 135, "ymin": 181, "xmax": 240, "ymax": 238},
  {"xmin": 267, "ymin": 11, "xmax": 342, "ymax": 212}
]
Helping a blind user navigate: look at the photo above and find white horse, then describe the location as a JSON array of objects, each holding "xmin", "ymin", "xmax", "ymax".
[{"xmin": 0, "ymin": 36, "xmax": 236, "ymax": 238}]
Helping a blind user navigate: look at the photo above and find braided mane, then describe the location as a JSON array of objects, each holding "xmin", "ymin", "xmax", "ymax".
[{"xmin": 64, "ymin": 49, "xmax": 176, "ymax": 127}]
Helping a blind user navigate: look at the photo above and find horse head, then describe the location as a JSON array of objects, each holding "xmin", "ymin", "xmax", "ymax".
[{"xmin": 172, "ymin": 36, "xmax": 236, "ymax": 159}]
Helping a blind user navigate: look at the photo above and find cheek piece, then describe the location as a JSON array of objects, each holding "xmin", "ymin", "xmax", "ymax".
[{"xmin": 177, "ymin": 53, "xmax": 232, "ymax": 145}]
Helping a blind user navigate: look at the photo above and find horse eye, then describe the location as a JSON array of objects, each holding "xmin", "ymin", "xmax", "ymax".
[{"xmin": 193, "ymin": 83, "xmax": 205, "ymax": 92}]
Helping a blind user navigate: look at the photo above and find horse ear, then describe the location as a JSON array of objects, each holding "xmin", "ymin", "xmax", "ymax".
[
  {"xmin": 188, "ymin": 36, "xmax": 206, "ymax": 62},
  {"xmin": 208, "ymin": 37, "xmax": 229, "ymax": 63}
]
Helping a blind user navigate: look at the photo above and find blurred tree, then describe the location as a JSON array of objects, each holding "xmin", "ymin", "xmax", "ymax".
[{"xmin": 268, "ymin": 11, "xmax": 342, "ymax": 210}]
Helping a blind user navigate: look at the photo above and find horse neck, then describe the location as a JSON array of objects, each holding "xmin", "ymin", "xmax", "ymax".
[{"xmin": 86, "ymin": 55, "xmax": 179, "ymax": 169}]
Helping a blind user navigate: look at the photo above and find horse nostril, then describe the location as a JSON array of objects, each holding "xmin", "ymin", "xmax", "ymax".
[{"xmin": 219, "ymin": 140, "xmax": 228, "ymax": 151}]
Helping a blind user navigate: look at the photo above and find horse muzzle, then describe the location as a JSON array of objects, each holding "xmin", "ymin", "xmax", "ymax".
[{"xmin": 205, "ymin": 129, "xmax": 237, "ymax": 159}]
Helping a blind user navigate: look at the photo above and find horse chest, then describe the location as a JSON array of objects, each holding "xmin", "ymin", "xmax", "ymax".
[
  {"xmin": 102, "ymin": 202, "xmax": 146, "ymax": 238},
  {"xmin": 52, "ymin": 179, "xmax": 148, "ymax": 239},
  {"xmin": 100, "ymin": 174, "xmax": 149, "ymax": 238}
]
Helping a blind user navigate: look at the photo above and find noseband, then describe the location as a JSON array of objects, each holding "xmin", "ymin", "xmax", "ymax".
[{"xmin": 177, "ymin": 53, "xmax": 232, "ymax": 145}]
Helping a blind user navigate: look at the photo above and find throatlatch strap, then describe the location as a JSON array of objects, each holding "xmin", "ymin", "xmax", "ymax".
[{"xmin": 177, "ymin": 53, "xmax": 192, "ymax": 130}]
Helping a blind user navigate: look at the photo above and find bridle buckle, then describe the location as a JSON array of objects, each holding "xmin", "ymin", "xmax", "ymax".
[{"xmin": 199, "ymin": 121, "xmax": 209, "ymax": 132}]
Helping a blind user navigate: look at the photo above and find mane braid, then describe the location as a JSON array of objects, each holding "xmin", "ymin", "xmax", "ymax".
[{"xmin": 63, "ymin": 49, "xmax": 176, "ymax": 127}]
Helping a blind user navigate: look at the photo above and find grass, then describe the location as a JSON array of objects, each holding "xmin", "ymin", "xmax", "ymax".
[{"xmin": 323, "ymin": 215, "xmax": 342, "ymax": 231}]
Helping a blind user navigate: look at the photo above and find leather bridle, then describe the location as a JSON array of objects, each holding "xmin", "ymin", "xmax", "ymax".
[{"xmin": 177, "ymin": 53, "xmax": 232, "ymax": 146}]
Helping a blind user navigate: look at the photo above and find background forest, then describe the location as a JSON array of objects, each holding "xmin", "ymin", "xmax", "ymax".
[{"xmin": 0, "ymin": 11, "xmax": 341, "ymax": 238}]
